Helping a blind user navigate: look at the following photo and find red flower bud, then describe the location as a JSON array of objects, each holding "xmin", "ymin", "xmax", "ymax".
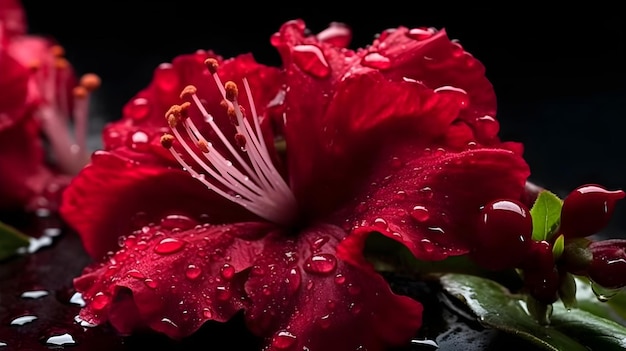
[
  {"xmin": 587, "ymin": 239, "xmax": 626, "ymax": 289},
  {"xmin": 470, "ymin": 199, "xmax": 533, "ymax": 271},
  {"xmin": 559, "ymin": 184, "xmax": 625, "ymax": 238}
]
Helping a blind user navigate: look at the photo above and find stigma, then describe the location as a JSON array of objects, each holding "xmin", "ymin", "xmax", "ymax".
[
  {"xmin": 161, "ymin": 58, "xmax": 297, "ymax": 226},
  {"xmin": 32, "ymin": 45, "xmax": 100, "ymax": 175}
]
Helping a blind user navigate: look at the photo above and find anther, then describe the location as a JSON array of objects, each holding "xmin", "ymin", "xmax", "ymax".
[
  {"xmin": 80, "ymin": 73, "xmax": 101, "ymax": 91},
  {"xmin": 55, "ymin": 58, "xmax": 69, "ymax": 69},
  {"xmin": 160, "ymin": 134, "xmax": 175, "ymax": 149},
  {"xmin": 167, "ymin": 114, "xmax": 179, "ymax": 128},
  {"xmin": 224, "ymin": 81, "xmax": 238, "ymax": 102},
  {"xmin": 50, "ymin": 45, "xmax": 65, "ymax": 57},
  {"xmin": 197, "ymin": 139, "xmax": 210, "ymax": 153},
  {"xmin": 72, "ymin": 86, "xmax": 88, "ymax": 99},
  {"xmin": 180, "ymin": 102, "xmax": 191, "ymax": 120},
  {"xmin": 204, "ymin": 58, "xmax": 219, "ymax": 74},
  {"xmin": 227, "ymin": 105, "xmax": 238, "ymax": 126},
  {"xmin": 180, "ymin": 85, "xmax": 197, "ymax": 99}
]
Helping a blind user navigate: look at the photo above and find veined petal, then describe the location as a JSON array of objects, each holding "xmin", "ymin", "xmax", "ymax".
[
  {"xmin": 0, "ymin": 0, "xmax": 27, "ymax": 39},
  {"xmin": 284, "ymin": 69, "xmax": 462, "ymax": 219},
  {"xmin": 60, "ymin": 150, "xmax": 258, "ymax": 259},
  {"xmin": 336, "ymin": 146, "xmax": 530, "ymax": 261},
  {"xmin": 74, "ymin": 222, "xmax": 275, "ymax": 339},
  {"xmin": 245, "ymin": 224, "xmax": 422, "ymax": 351}
]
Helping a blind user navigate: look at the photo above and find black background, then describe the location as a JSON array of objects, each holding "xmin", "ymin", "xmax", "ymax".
[{"xmin": 19, "ymin": 1, "xmax": 626, "ymax": 236}]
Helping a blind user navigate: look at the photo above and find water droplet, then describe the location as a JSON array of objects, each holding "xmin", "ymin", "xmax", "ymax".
[
  {"xmin": 419, "ymin": 187, "xmax": 434, "ymax": 199},
  {"xmin": 475, "ymin": 115, "xmax": 500, "ymax": 139},
  {"xmin": 46, "ymin": 333, "xmax": 76, "ymax": 346},
  {"xmin": 292, "ymin": 44, "xmax": 330, "ymax": 78},
  {"xmin": 316, "ymin": 22, "xmax": 352, "ymax": 47},
  {"xmin": 348, "ymin": 284, "xmax": 362, "ymax": 295},
  {"xmin": 131, "ymin": 130, "xmax": 149, "ymax": 144},
  {"xmin": 127, "ymin": 269, "xmax": 145, "ymax": 279},
  {"xmin": 393, "ymin": 190, "xmax": 407, "ymax": 201},
  {"xmin": 160, "ymin": 214, "xmax": 197, "ymax": 231},
  {"xmin": 310, "ymin": 236, "xmax": 330, "ymax": 251},
  {"xmin": 20, "ymin": 290, "xmax": 49, "ymax": 299},
  {"xmin": 411, "ymin": 338, "xmax": 439, "ymax": 349},
  {"xmin": 10, "ymin": 315, "xmax": 37, "ymax": 325},
  {"xmin": 69, "ymin": 292, "xmax": 85, "ymax": 306},
  {"xmin": 185, "ymin": 264, "xmax": 202, "ymax": 280},
  {"xmin": 216, "ymin": 286, "xmax": 231, "ymax": 301},
  {"xmin": 74, "ymin": 314, "xmax": 96, "ymax": 327},
  {"xmin": 304, "ymin": 253, "xmax": 337, "ymax": 275},
  {"xmin": 154, "ymin": 63, "xmax": 180, "ymax": 92},
  {"xmin": 250, "ymin": 265, "xmax": 265, "ymax": 277},
  {"xmin": 407, "ymin": 27, "xmax": 434, "ymax": 40},
  {"xmin": 410, "ymin": 205, "xmax": 430, "ymax": 222},
  {"xmin": 318, "ymin": 314, "xmax": 332, "ymax": 329},
  {"xmin": 373, "ymin": 218, "xmax": 388, "ymax": 230},
  {"xmin": 434, "ymin": 85, "xmax": 469, "ymax": 108},
  {"xmin": 334, "ymin": 274, "xmax": 346, "ymax": 285},
  {"xmin": 202, "ymin": 307, "xmax": 213, "ymax": 319},
  {"xmin": 0, "ymin": 341, "xmax": 6, "ymax": 347},
  {"xmin": 420, "ymin": 239, "xmax": 436, "ymax": 253},
  {"xmin": 91, "ymin": 292, "xmax": 110, "ymax": 310},
  {"xmin": 590, "ymin": 280, "xmax": 622, "ymax": 302},
  {"xmin": 287, "ymin": 267, "xmax": 301, "ymax": 293},
  {"xmin": 220, "ymin": 263, "xmax": 235, "ymax": 280},
  {"xmin": 427, "ymin": 226, "xmax": 445, "ymax": 234},
  {"xmin": 154, "ymin": 237, "xmax": 185, "ymax": 254},
  {"xmin": 271, "ymin": 330, "xmax": 297, "ymax": 350},
  {"xmin": 361, "ymin": 52, "xmax": 391, "ymax": 70},
  {"xmin": 124, "ymin": 97, "xmax": 151, "ymax": 121},
  {"xmin": 144, "ymin": 278, "xmax": 158, "ymax": 289}
]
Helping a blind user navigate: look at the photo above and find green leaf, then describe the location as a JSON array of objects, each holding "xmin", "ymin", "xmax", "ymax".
[
  {"xmin": 552, "ymin": 234, "xmax": 565, "ymax": 259},
  {"xmin": 574, "ymin": 276, "xmax": 626, "ymax": 324},
  {"xmin": 440, "ymin": 273, "xmax": 626, "ymax": 351},
  {"xmin": 530, "ymin": 190, "xmax": 563, "ymax": 241},
  {"xmin": 0, "ymin": 220, "xmax": 30, "ymax": 261}
]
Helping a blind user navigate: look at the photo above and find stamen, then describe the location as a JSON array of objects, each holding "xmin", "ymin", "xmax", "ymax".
[
  {"xmin": 163, "ymin": 65, "xmax": 298, "ymax": 226},
  {"xmin": 33, "ymin": 45, "xmax": 100, "ymax": 175}
]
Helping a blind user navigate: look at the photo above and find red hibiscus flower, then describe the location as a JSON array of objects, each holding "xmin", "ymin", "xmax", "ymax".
[
  {"xmin": 0, "ymin": 0, "xmax": 100, "ymax": 211},
  {"xmin": 60, "ymin": 20, "xmax": 530, "ymax": 350}
]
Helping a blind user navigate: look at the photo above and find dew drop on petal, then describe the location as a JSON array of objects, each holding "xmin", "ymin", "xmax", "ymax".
[
  {"xmin": 216, "ymin": 286, "xmax": 231, "ymax": 301},
  {"xmin": 287, "ymin": 267, "xmax": 302, "ymax": 293},
  {"xmin": 127, "ymin": 269, "xmax": 145, "ymax": 279},
  {"xmin": 91, "ymin": 292, "xmax": 110, "ymax": 310},
  {"xmin": 394, "ymin": 190, "xmax": 407, "ymax": 201},
  {"xmin": 348, "ymin": 284, "xmax": 362, "ymax": 295},
  {"xmin": 476, "ymin": 115, "xmax": 500, "ymax": 139},
  {"xmin": 144, "ymin": 278, "xmax": 158, "ymax": 289},
  {"xmin": 271, "ymin": 330, "xmax": 297, "ymax": 350},
  {"xmin": 334, "ymin": 274, "xmax": 346, "ymax": 285},
  {"xmin": 318, "ymin": 314, "xmax": 332, "ymax": 329},
  {"xmin": 316, "ymin": 22, "xmax": 352, "ymax": 47},
  {"xmin": 420, "ymin": 239, "xmax": 436, "ymax": 253},
  {"xmin": 361, "ymin": 52, "xmax": 391, "ymax": 70},
  {"xmin": 410, "ymin": 205, "xmax": 430, "ymax": 222},
  {"xmin": 310, "ymin": 236, "xmax": 329, "ymax": 251},
  {"xmin": 419, "ymin": 187, "xmax": 434, "ymax": 199},
  {"xmin": 407, "ymin": 27, "xmax": 434, "ymax": 40},
  {"xmin": 185, "ymin": 264, "xmax": 202, "ymax": 280},
  {"xmin": 160, "ymin": 214, "xmax": 197, "ymax": 231},
  {"xmin": 590, "ymin": 280, "xmax": 622, "ymax": 302},
  {"xmin": 154, "ymin": 238, "xmax": 185, "ymax": 254},
  {"xmin": 202, "ymin": 307, "xmax": 213, "ymax": 319},
  {"xmin": 219, "ymin": 263, "xmax": 235, "ymax": 280},
  {"xmin": 292, "ymin": 44, "xmax": 330, "ymax": 78},
  {"xmin": 304, "ymin": 253, "xmax": 337, "ymax": 275},
  {"xmin": 20, "ymin": 290, "xmax": 49, "ymax": 299},
  {"xmin": 373, "ymin": 218, "xmax": 388, "ymax": 230},
  {"xmin": 153, "ymin": 63, "xmax": 180, "ymax": 92},
  {"xmin": 124, "ymin": 97, "xmax": 150, "ymax": 121},
  {"xmin": 434, "ymin": 86, "xmax": 469, "ymax": 109}
]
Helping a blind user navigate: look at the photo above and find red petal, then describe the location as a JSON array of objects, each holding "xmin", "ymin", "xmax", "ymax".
[
  {"xmin": 336, "ymin": 146, "xmax": 530, "ymax": 261},
  {"xmin": 0, "ymin": 0, "xmax": 27, "ymax": 39},
  {"xmin": 60, "ymin": 150, "xmax": 258, "ymax": 259},
  {"xmin": 282, "ymin": 68, "xmax": 462, "ymax": 219},
  {"xmin": 0, "ymin": 117, "xmax": 59, "ymax": 210},
  {"xmin": 74, "ymin": 222, "xmax": 275, "ymax": 339},
  {"xmin": 0, "ymin": 50, "xmax": 29, "ymax": 131},
  {"xmin": 245, "ymin": 224, "xmax": 422, "ymax": 351},
  {"xmin": 373, "ymin": 28, "xmax": 498, "ymax": 146}
]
